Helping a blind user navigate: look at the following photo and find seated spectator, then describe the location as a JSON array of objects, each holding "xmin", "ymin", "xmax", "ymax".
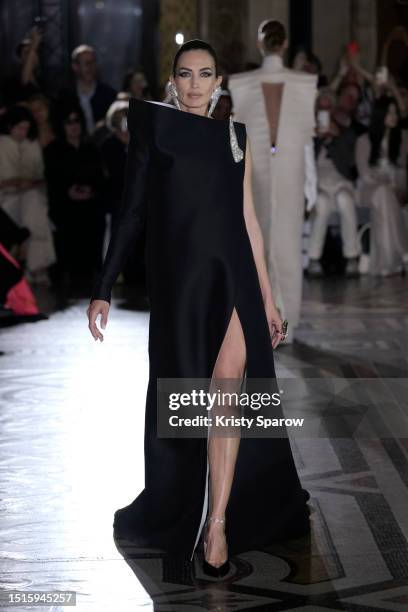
[
  {"xmin": 62, "ymin": 45, "xmax": 117, "ymax": 135},
  {"xmin": 372, "ymin": 67, "xmax": 407, "ymax": 119},
  {"xmin": 91, "ymin": 93, "xmax": 128, "ymax": 148},
  {"xmin": 335, "ymin": 82, "xmax": 367, "ymax": 136},
  {"xmin": 356, "ymin": 97, "xmax": 408, "ymax": 276},
  {"xmin": 0, "ymin": 207, "xmax": 30, "ymax": 256},
  {"xmin": 0, "ymin": 209, "xmax": 42, "ymax": 322},
  {"xmin": 291, "ymin": 47, "xmax": 327, "ymax": 87},
  {"xmin": 27, "ymin": 93, "xmax": 56, "ymax": 148},
  {"xmin": 44, "ymin": 103, "xmax": 106, "ymax": 292},
  {"xmin": 0, "ymin": 243, "xmax": 23, "ymax": 318},
  {"xmin": 308, "ymin": 89, "xmax": 360, "ymax": 277},
  {"xmin": 122, "ymin": 69, "xmax": 151, "ymax": 100},
  {"xmin": 0, "ymin": 105, "xmax": 55, "ymax": 284}
]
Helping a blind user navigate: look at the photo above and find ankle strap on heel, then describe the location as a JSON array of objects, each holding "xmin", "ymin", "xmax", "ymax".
[{"xmin": 206, "ymin": 517, "xmax": 225, "ymax": 524}]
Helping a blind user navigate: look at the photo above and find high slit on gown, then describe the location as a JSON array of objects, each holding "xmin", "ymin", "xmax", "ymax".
[{"xmin": 91, "ymin": 98, "xmax": 310, "ymax": 560}]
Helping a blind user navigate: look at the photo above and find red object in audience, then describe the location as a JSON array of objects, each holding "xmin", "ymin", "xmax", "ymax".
[
  {"xmin": 347, "ymin": 41, "xmax": 359, "ymax": 56},
  {"xmin": 0, "ymin": 243, "xmax": 40, "ymax": 315}
]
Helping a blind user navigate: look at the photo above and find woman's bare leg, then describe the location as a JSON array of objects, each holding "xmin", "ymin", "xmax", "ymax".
[{"xmin": 205, "ymin": 308, "xmax": 246, "ymax": 567}]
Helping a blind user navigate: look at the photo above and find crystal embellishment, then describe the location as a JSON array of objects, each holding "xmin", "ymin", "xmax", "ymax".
[{"xmin": 229, "ymin": 116, "xmax": 244, "ymax": 163}]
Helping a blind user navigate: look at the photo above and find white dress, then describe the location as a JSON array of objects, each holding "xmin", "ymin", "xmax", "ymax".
[
  {"xmin": 356, "ymin": 132, "xmax": 408, "ymax": 276},
  {"xmin": 0, "ymin": 135, "xmax": 56, "ymax": 273},
  {"xmin": 229, "ymin": 55, "xmax": 317, "ymax": 339}
]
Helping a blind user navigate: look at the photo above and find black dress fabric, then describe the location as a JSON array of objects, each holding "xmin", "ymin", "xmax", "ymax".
[{"xmin": 91, "ymin": 98, "xmax": 310, "ymax": 559}]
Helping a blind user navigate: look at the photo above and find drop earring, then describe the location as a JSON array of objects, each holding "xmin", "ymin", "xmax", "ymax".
[
  {"xmin": 207, "ymin": 86, "xmax": 222, "ymax": 117},
  {"xmin": 168, "ymin": 81, "xmax": 181, "ymax": 110}
]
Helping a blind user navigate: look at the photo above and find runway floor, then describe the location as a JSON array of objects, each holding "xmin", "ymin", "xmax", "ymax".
[{"xmin": 1, "ymin": 274, "xmax": 408, "ymax": 611}]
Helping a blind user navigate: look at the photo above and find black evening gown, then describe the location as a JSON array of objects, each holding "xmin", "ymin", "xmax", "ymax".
[{"xmin": 91, "ymin": 98, "xmax": 310, "ymax": 560}]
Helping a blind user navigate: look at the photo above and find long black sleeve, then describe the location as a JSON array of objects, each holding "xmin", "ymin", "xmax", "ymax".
[{"xmin": 90, "ymin": 100, "xmax": 151, "ymax": 303}]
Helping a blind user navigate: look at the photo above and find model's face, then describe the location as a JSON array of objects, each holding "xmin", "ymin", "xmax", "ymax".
[
  {"xmin": 170, "ymin": 50, "xmax": 222, "ymax": 114},
  {"xmin": 385, "ymin": 103, "xmax": 398, "ymax": 129},
  {"xmin": 10, "ymin": 121, "xmax": 30, "ymax": 141}
]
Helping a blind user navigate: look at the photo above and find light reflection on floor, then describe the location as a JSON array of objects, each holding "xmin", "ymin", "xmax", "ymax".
[
  {"xmin": 1, "ymin": 275, "xmax": 408, "ymax": 610},
  {"xmin": 0, "ymin": 304, "xmax": 151, "ymax": 610}
]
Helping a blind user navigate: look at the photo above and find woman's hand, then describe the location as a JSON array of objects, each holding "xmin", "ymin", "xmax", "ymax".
[
  {"xmin": 264, "ymin": 297, "xmax": 286, "ymax": 349},
  {"xmin": 87, "ymin": 300, "xmax": 110, "ymax": 341}
]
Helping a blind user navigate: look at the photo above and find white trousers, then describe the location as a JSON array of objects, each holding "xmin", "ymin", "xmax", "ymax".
[
  {"xmin": 308, "ymin": 185, "xmax": 360, "ymax": 260},
  {"xmin": 0, "ymin": 188, "xmax": 56, "ymax": 272}
]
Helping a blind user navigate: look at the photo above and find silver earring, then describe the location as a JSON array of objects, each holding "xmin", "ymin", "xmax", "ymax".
[
  {"xmin": 168, "ymin": 81, "xmax": 181, "ymax": 110},
  {"xmin": 207, "ymin": 86, "xmax": 222, "ymax": 117}
]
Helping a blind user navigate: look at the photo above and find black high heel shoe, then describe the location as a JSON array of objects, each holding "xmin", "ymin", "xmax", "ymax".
[{"xmin": 202, "ymin": 517, "xmax": 230, "ymax": 578}]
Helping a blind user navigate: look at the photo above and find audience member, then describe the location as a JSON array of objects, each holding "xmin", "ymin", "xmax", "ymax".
[
  {"xmin": 0, "ymin": 208, "xmax": 34, "ymax": 319},
  {"xmin": 44, "ymin": 103, "xmax": 106, "ymax": 292},
  {"xmin": 2, "ymin": 27, "xmax": 46, "ymax": 106},
  {"xmin": 27, "ymin": 93, "xmax": 56, "ymax": 148},
  {"xmin": 335, "ymin": 82, "xmax": 367, "ymax": 136},
  {"xmin": 0, "ymin": 207, "xmax": 30, "ymax": 255},
  {"xmin": 64, "ymin": 45, "xmax": 117, "ymax": 135},
  {"xmin": 122, "ymin": 69, "xmax": 150, "ymax": 100},
  {"xmin": 356, "ymin": 97, "xmax": 408, "ymax": 276},
  {"xmin": 291, "ymin": 47, "xmax": 327, "ymax": 87},
  {"xmin": 308, "ymin": 89, "xmax": 360, "ymax": 277},
  {"xmin": 0, "ymin": 105, "xmax": 55, "ymax": 284},
  {"xmin": 330, "ymin": 44, "xmax": 375, "ymax": 128},
  {"xmin": 372, "ymin": 67, "xmax": 407, "ymax": 118}
]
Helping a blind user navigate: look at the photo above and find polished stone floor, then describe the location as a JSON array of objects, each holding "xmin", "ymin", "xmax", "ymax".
[{"xmin": 1, "ymin": 274, "xmax": 408, "ymax": 611}]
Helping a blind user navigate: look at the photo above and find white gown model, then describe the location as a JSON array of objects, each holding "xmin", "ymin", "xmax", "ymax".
[{"xmin": 229, "ymin": 55, "xmax": 317, "ymax": 340}]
